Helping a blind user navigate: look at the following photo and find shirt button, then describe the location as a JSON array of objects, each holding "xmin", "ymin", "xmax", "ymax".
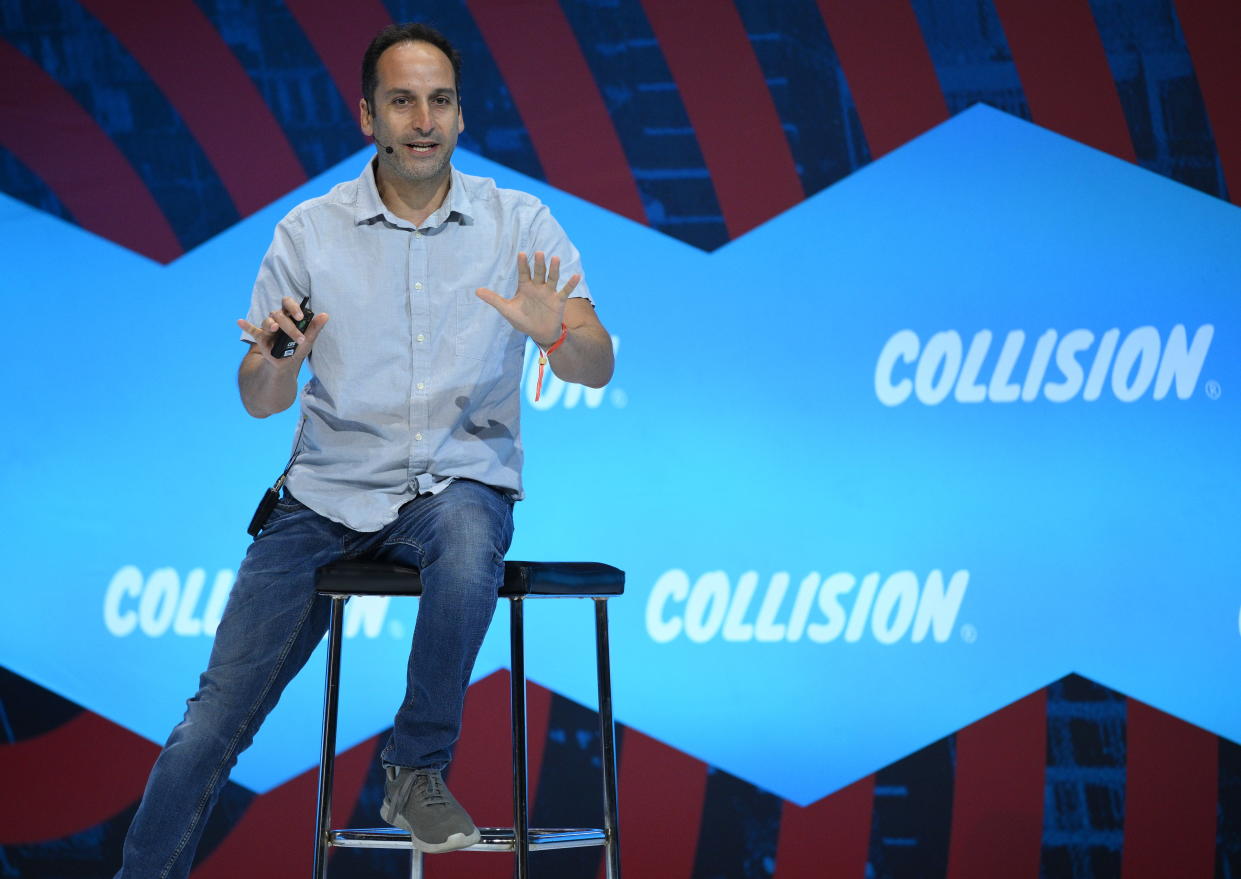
[
  {"xmin": 414, "ymin": 282, "xmax": 423, "ymax": 291},
  {"xmin": 416, "ymin": 382, "xmax": 425, "ymax": 390},
  {"xmin": 416, "ymin": 334, "xmax": 425, "ymax": 343},
  {"xmin": 415, "ymin": 231, "xmax": 422, "ymax": 238},
  {"xmin": 414, "ymin": 432, "xmax": 423, "ymax": 441}
]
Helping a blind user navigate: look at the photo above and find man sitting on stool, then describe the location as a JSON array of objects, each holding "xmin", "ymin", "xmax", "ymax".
[{"xmin": 114, "ymin": 21, "xmax": 614, "ymax": 878}]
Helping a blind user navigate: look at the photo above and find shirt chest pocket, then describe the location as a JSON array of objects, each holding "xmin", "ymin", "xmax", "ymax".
[{"xmin": 455, "ymin": 271, "xmax": 517, "ymax": 360}]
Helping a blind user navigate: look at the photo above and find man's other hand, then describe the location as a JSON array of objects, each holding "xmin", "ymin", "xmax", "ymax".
[{"xmin": 474, "ymin": 251, "xmax": 579, "ymax": 347}]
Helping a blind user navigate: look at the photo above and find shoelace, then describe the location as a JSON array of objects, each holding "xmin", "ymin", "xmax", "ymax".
[{"xmin": 412, "ymin": 771, "xmax": 452, "ymax": 807}]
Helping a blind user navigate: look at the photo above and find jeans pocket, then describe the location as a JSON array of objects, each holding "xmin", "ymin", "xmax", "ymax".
[
  {"xmin": 277, "ymin": 489, "xmax": 305, "ymax": 510},
  {"xmin": 263, "ymin": 492, "xmax": 307, "ymax": 529}
]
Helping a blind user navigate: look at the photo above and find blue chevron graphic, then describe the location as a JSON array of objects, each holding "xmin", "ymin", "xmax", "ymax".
[{"xmin": 2, "ymin": 105, "xmax": 1238, "ymax": 803}]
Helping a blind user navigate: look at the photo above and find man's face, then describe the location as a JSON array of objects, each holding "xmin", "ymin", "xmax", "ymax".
[{"xmin": 360, "ymin": 40, "xmax": 464, "ymax": 187}]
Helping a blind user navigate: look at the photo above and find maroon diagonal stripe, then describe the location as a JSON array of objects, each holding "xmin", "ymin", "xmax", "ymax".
[
  {"xmin": 613, "ymin": 727, "xmax": 708, "ymax": 878},
  {"xmin": 0, "ymin": 38, "xmax": 181, "ymax": 263},
  {"xmin": 639, "ymin": 0, "xmax": 804, "ymax": 238},
  {"xmin": 438, "ymin": 671, "xmax": 516, "ymax": 879},
  {"xmin": 0, "ymin": 710, "xmax": 158, "ymax": 843},
  {"xmin": 437, "ymin": 670, "xmax": 553, "ymax": 879},
  {"xmin": 991, "ymin": 0, "xmax": 1136, "ymax": 162},
  {"xmin": 1174, "ymin": 0, "xmax": 1241, "ymax": 204},
  {"xmin": 946, "ymin": 690, "xmax": 1046, "ymax": 879},
  {"xmin": 448, "ymin": 671, "xmax": 552, "ymax": 821},
  {"xmin": 78, "ymin": 0, "xmax": 305, "ymax": 216},
  {"xmin": 283, "ymin": 0, "xmax": 393, "ymax": 113},
  {"xmin": 190, "ymin": 733, "xmax": 376, "ymax": 878},
  {"xmin": 524, "ymin": 678, "xmax": 553, "ymax": 811},
  {"xmin": 814, "ymin": 0, "xmax": 948, "ymax": 158},
  {"xmin": 467, "ymin": 0, "xmax": 646, "ymax": 226},
  {"xmin": 774, "ymin": 775, "xmax": 874, "ymax": 878},
  {"xmin": 1120, "ymin": 699, "xmax": 1218, "ymax": 879}
]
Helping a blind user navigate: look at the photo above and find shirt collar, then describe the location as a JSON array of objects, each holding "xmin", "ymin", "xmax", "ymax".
[{"xmin": 354, "ymin": 160, "xmax": 474, "ymax": 230}]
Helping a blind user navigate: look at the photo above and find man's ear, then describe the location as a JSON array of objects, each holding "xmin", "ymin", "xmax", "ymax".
[{"xmin": 359, "ymin": 97, "xmax": 373, "ymax": 137}]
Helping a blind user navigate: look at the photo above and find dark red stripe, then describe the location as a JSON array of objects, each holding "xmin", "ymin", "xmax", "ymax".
[
  {"xmin": 329, "ymin": 734, "xmax": 378, "ymax": 846},
  {"xmin": 774, "ymin": 775, "xmax": 874, "ymax": 878},
  {"xmin": 441, "ymin": 670, "xmax": 551, "ymax": 825},
  {"xmin": 991, "ymin": 0, "xmax": 1136, "ymax": 162},
  {"xmin": 439, "ymin": 671, "xmax": 513, "ymax": 879},
  {"xmin": 466, "ymin": 0, "xmax": 646, "ymax": 225},
  {"xmin": 0, "ymin": 38, "xmax": 181, "ymax": 263},
  {"xmin": 1120, "ymin": 700, "xmax": 1218, "ymax": 879},
  {"xmin": 946, "ymin": 690, "xmax": 1046, "ymax": 879},
  {"xmin": 436, "ymin": 670, "xmax": 553, "ymax": 879},
  {"xmin": 443, "ymin": 670, "xmax": 514, "ymax": 830},
  {"xmin": 814, "ymin": 0, "xmax": 949, "ymax": 158},
  {"xmin": 78, "ymin": 0, "xmax": 305, "ymax": 216},
  {"xmin": 0, "ymin": 710, "xmax": 158, "ymax": 844},
  {"xmin": 639, "ymin": 0, "xmax": 804, "ymax": 238},
  {"xmin": 1173, "ymin": 0, "xmax": 1241, "ymax": 203},
  {"xmin": 283, "ymin": 0, "xmax": 393, "ymax": 111},
  {"xmin": 525, "ymin": 677, "xmax": 553, "ymax": 808},
  {"xmin": 613, "ymin": 727, "xmax": 708, "ymax": 878},
  {"xmin": 191, "ymin": 733, "xmax": 376, "ymax": 878}
]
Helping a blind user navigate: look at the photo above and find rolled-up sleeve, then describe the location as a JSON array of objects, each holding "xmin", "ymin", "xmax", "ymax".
[
  {"xmin": 241, "ymin": 214, "xmax": 310, "ymax": 344},
  {"xmin": 525, "ymin": 203, "xmax": 592, "ymax": 306}
]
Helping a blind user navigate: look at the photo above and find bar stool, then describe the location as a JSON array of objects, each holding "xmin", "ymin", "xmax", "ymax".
[{"xmin": 311, "ymin": 560, "xmax": 625, "ymax": 879}]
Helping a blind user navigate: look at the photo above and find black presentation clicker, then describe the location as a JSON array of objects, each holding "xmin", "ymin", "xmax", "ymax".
[{"xmin": 270, "ymin": 295, "xmax": 314, "ymax": 358}]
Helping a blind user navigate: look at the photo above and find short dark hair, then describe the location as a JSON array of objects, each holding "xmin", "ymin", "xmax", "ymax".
[{"xmin": 361, "ymin": 22, "xmax": 462, "ymax": 109}]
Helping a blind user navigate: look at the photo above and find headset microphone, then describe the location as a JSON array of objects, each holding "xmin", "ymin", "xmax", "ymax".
[{"xmin": 374, "ymin": 138, "xmax": 394, "ymax": 154}]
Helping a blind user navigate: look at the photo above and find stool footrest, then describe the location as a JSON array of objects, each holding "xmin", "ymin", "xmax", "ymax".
[{"xmin": 329, "ymin": 826, "xmax": 607, "ymax": 852}]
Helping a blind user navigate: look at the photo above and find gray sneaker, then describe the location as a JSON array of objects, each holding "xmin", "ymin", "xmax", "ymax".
[{"xmin": 380, "ymin": 766, "xmax": 481, "ymax": 853}]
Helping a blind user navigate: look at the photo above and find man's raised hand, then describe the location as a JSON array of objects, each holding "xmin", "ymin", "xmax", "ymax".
[{"xmin": 475, "ymin": 251, "xmax": 580, "ymax": 347}]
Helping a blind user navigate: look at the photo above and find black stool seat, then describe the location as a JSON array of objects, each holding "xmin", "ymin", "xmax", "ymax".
[
  {"xmin": 311, "ymin": 559, "xmax": 624, "ymax": 879},
  {"xmin": 316, "ymin": 559, "xmax": 625, "ymax": 598}
]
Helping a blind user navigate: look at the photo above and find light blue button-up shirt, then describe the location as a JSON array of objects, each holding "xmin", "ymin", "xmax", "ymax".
[{"xmin": 243, "ymin": 160, "xmax": 592, "ymax": 531}]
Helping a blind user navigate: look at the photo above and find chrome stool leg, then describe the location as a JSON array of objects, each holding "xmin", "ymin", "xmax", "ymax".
[
  {"xmin": 596, "ymin": 598, "xmax": 622, "ymax": 879},
  {"xmin": 313, "ymin": 595, "xmax": 346, "ymax": 879},
  {"xmin": 510, "ymin": 597, "xmax": 530, "ymax": 879}
]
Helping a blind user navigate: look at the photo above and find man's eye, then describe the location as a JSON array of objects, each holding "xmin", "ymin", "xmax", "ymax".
[{"xmin": 393, "ymin": 97, "xmax": 408, "ymax": 105}]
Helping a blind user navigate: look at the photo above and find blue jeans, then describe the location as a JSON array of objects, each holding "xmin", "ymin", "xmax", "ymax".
[{"xmin": 116, "ymin": 479, "xmax": 514, "ymax": 879}]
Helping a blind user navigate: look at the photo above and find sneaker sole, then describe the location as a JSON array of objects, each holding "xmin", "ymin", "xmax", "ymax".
[{"xmin": 411, "ymin": 827, "xmax": 481, "ymax": 854}]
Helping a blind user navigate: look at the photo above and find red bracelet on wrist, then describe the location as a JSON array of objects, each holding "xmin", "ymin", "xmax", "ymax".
[{"xmin": 534, "ymin": 323, "xmax": 568, "ymax": 402}]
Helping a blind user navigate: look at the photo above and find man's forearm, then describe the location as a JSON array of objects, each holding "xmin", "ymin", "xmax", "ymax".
[
  {"xmin": 546, "ymin": 323, "xmax": 615, "ymax": 388},
  {"xmin": 238, "ymin": 349, "xmax": 301, "ymax": 418}
]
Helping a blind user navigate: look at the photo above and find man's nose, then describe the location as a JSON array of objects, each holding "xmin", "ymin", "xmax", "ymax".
[{"xmin": 411, "ymin": 102, "xmax": 433, "ymax": 133}]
